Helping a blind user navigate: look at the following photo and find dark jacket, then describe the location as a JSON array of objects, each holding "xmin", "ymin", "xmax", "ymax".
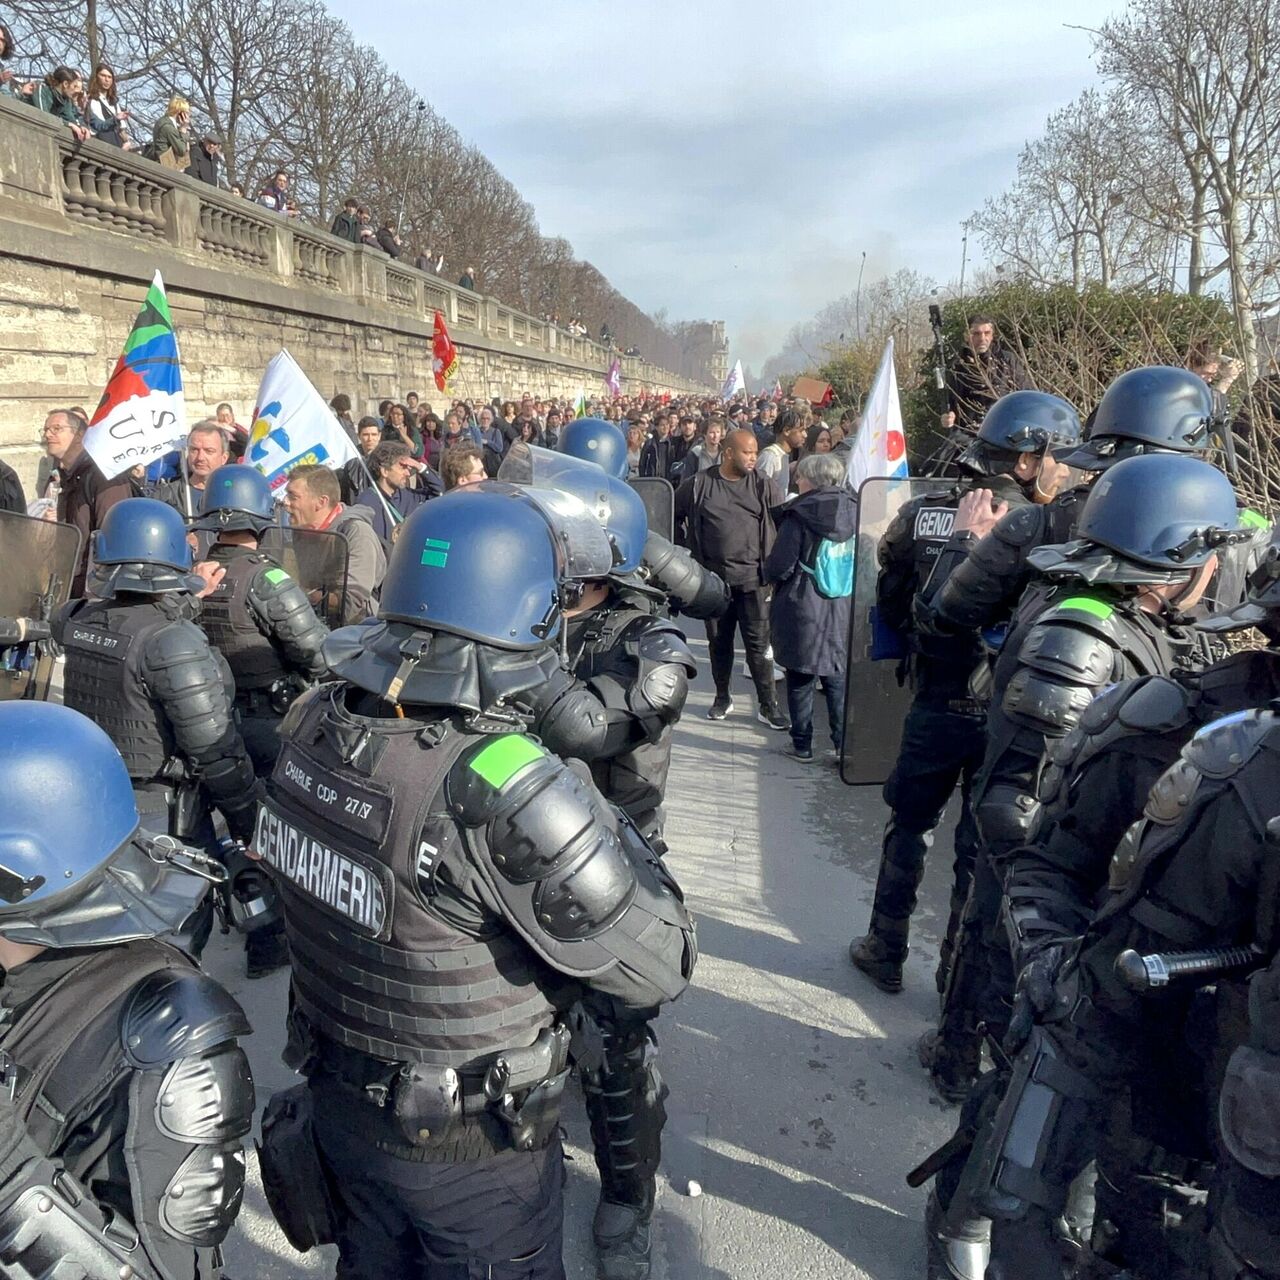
[
  {"xmin": 0, "ymin": 460, "xmax": 26, "ymax": 515},
  {"xmin": 458, "ymin": 273, "xmax": 475, "ymax": 291},
  {"xmin": 330, "ymin": 211, "xmax": 360, "ymax": 243},
  {"xmin": 376, "ymin": 226, "xmax": 402, "ymax": 258},
  {"xmin": 56, "ymin": 445, "xmax": 135, "ymax": 596},
  {"xmin": 355, "ymin": 483, "xmax": 429, "ymax": 542},
  {"xmin": 945, "ymin": 343, "xmax": 1032, "ymax": 430},
  {"xmin": 674, "ymin": 465, "xmax": 779, "ymax": 584},
  {"xmin": 764, "ymin": 487, "xmax": 857, "ymax": 676},
  {"xmin": 639, "ymin": 436, "xmax": 676, "ymax": 480},
  {"xmin": 185, "ymin": 141, "xmax": 220, "ymax": 186}
]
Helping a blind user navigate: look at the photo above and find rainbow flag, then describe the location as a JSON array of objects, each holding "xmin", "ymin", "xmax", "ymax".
[{"xmin": 82, "ymin": 271, "xmax": 187, "ymax": 478}]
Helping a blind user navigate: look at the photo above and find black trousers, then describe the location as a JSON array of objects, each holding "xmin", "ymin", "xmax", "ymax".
[
  {"xmin": 704, "ymin": 584, "xmax": 775, "ymax": 708},
  {"xmin": 315, "ymin": 1116, "xmax": 567, "ymax": 1279},
  {"xmin": 867, "ymin": 698, "xmax": 984, "ymax": 976}
]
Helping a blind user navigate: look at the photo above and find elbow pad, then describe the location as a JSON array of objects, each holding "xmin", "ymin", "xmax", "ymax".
[
  {"xmin": 523, "ymin": 666, "xmax": 610, "ymax": 761},
  {"xmin": 643, "ymin": 533, "xmax": 729, "ymax": 619},
  {"xmin": 249, "ymin": 571, "xmax": 330, "ymax": 679}
]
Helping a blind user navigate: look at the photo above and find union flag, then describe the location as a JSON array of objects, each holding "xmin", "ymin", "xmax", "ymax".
[{"xmin": 432, "ymin": 310, "xmax": 459, "ymax": 393}]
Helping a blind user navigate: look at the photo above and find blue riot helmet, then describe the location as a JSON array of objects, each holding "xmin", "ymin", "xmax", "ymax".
[
  {"xmin": 1058, "ymin": 366, "xmax": 1218, "ymax": 470},
  {"xmin": 378, "ymin": 483, "xmax": 613, "ymax": 648},
  {"xmin": 1029, "ymin": 453, "xmax": 1243, "ymax": 586},
  {"xmin": 557, "ymin": 417, "xmax": 630, "ymax": 481},
  {"xmin": 0, "ymin": 703, "xmax": 214, "ymax": 947},
  {"xmin": 959, "ymin": 391, "xmax": 1083, "ymax": 478},
  {"xmin": 191, "ymin": 464, "xmax": 276, "ymax": 535},
  {"xmin": 91, "ymin": 497, "xmax": 204, "ymax": 596},
  {"xmin": 498, "ymin": 443, "xmax": 648, "ymax": 573}
]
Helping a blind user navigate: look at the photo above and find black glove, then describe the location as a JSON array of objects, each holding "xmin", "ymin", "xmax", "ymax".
[{"xmin": 1005, "ymin": 943, "xmax": 1067, "ymax": 1055}]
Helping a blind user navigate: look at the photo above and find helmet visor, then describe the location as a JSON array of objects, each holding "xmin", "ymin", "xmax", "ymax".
[{"xmin": 518, "ymin": 486, "xmax": 615, "ymax": 581}]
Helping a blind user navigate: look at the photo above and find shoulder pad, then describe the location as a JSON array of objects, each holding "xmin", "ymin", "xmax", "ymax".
[
  {"xmin": 250, "ymin": 560, "xmax": 302, "ymax": 594},
  {"xmin": 1184, "ymin": 707, "xmax": 1280, "ymax": 780},
  {"xmin": 1116, "ymin": 675, "xmax": 1193, "ymax": 732},
  {"xmin": 1047, "ymin": 593, "xmax": 1118, "ymax": 629},
  {"xmin": 448, "ymin": 733, "xmax": 557, "ymax": 823},
  {"xmin": 629, "ymin": 618, "xmax": 696, "ymax": 674},
  {"xmin": 121, "ymin": 969, "xmax": 251, "ymax": 1069},
  {"xmin": 146, "ymin": 617, "xmax": 218, "ymax": 667},
  {"xmin": 992, "ymin": 502, "xmax": 1048, "ymax": 548},
  {"xmin": 1018, "ymin": 617, "xmax": 1118, "ymax": 686}
]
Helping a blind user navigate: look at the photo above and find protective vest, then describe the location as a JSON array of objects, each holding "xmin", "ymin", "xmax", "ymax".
[
  {"xmin": 61, "ymin": 598, "xmax": 182, "ymax": 780},
  {"xmin": 200, "ymin": 548, "xmax": 289, "ymax": 690},
  {"xmin": 261, "ymin": 689, "xmax": 558, "ymax": 1070},
  {"xmin": 0, "ymin": 941, "xmax": 181, "ymax": 1154},
  {"xmin": 569, "ymin": 601, "xmax": 672, "ymax": 837}
]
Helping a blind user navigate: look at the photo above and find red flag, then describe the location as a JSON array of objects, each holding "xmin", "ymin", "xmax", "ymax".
[{"xmin": 432, "ymin": 310, "xmax": 459, "ymax": 393}]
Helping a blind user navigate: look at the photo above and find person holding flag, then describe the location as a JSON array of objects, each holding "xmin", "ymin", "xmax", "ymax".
[{"xmin": 65, "ymin": 271, "xmax": 188, "ymax": 593}]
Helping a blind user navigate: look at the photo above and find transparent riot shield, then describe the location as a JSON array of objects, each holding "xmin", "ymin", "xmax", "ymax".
[
  {"xmin": 630, "ymin": 477, "xmax": 675, "ymax": 542},
  {"xmin": 259, "ymin": 526, "xmax": 351, "ymax": 628},
  {"xmin": 0, "ymin": 511, "xmax": 83, "ymax": 702},
  {"xmin": 840, "ymin": 477, "xmax": 953, "ymax": 786}
]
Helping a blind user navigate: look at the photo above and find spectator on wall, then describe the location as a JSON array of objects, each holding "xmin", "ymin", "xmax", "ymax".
[
  {"xmin": 34, "ymin": 66, "xmax": 89, "ymax": 141},
  {"xmin": 150, "ymin": 95, "xmax": 190, "ymax": 168},
  {"xmin": 458, "ymin": 266, "xmax": 476, "ymax": 291},
  {"xmin": 186, "ymin": 131, "xmax": 222, "ymax": 185},
  {"xmin": 0, "ymin": 24, "xmax": 25, "ymax": 99},
  {"xmin": 376, "ymin": 217, "xmax": 402, "ymax": 258},
  {"xmin": 257, "ymin": 168, "xmax": 289, "ymax": 212},
  {"xmin": 84, "ymin": 63, "xmax": 130, "ymax": 148},
  {"xmin": 355, "ymin": 206, "xmax": 379, "ymax": 249},
  {"xmin": 330, "ymin": 198, "xmax": 360, "ymax": 242}
]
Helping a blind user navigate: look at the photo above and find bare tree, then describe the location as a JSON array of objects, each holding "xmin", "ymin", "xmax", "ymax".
[{"xmin": 1093, "ymin": 0, "xmax": 1280, "ymax": 376}]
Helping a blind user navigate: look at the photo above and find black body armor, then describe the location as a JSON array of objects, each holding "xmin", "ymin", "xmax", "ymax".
[
  {"xmin": 57, "ymin": 593, "xmax": 259, "ymax": 839},
  {"xmin": 0, "ymin": 939, "xmax": 253, "ymax": 1280},
  {"xmin": 201, "ymin": 544, "xmax": 328, "ymax": 690},
  {"xmin": 262, "ymin": 683, "xmax": 694, "ymax": 1160}
]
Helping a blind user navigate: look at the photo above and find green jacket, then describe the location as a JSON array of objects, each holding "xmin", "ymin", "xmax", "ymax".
[
  {"xmin": 151, "ymin": 114, "xmax": 189, "ymax": 161},
  {"xmin": 34, "ymin": 82, "xmax": 80, "ymax": 126}
]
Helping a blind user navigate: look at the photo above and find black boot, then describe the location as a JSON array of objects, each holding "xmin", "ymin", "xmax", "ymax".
[{"xmin": 582, "ymin": 1021, "xmax": 668, "ymax": 1280}]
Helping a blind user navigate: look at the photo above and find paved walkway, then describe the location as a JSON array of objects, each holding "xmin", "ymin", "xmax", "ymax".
[{"xmin": 212, "ymin": 646, "xmax": 960, "ymax": 1277}]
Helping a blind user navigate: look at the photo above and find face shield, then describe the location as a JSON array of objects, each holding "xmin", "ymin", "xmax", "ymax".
[{"xmin": 517, "ymin": 485, "xmax": 615, "ymax": 582}]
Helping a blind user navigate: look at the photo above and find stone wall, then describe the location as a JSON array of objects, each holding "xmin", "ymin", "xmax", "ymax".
[{"xmin": 0, "ymin": 97, "xmax": 709, "ymax": 491}]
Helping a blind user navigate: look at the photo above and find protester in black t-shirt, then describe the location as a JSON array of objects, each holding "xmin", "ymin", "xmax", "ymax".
[{"xmin": 674, "ymin": 428, "xmax": 788, "ymax": 729}]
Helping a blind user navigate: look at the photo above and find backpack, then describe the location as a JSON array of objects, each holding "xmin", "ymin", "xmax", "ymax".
[{"xmin": 801, "ymin": 535, "xmax": 855, "ymax": 599}]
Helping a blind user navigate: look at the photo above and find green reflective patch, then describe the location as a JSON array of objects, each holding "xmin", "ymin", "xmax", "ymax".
[
  {"xmin": 264, "ymin": 568, "xmax": 290, "ymax": 585},
  {"xmin": 420, "ymin": 537, "xmax": 450, "ymax": 569},
  {"xmin": 1056, "ymin": 595, "xmax": 1113, "ymax": 621},
  {"xmin": 468, "ymin": 735, "xmax": 545, "ymax": 788},
  {"xmin": 1240, "ymin": 508, "xmax": 1270, "ymax": 530}
]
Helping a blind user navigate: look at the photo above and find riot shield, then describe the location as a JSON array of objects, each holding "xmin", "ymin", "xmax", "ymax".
[
  {"xmin": 0, "ymin": 511, "xmax": 82, "ymax": 702},
  {"xmin": 630, "ymin": 477, "xmax": 674, "ymax": 542},
  {"xmin": 840, "ymin": 477, "xmax": 953, "ymax": 787},
  {"xmin": 259, "ymin": 526, "xmax": 351, "ymax": 628}
]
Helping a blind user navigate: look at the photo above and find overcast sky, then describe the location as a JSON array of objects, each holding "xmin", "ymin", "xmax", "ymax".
[{"xmin": 329, "ymin": 0, "xmax": 1118, "ymax": 370}]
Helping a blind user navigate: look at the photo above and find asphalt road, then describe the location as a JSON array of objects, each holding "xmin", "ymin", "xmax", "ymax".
[{"xmin": 209, "ymin": 645, "xmax": 961, "ymax": 1278}]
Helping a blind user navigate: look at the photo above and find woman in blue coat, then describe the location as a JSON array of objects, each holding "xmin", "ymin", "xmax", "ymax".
[{"xmin": 764, "ymin": 452, "xmax": 856, "ymax": 761}]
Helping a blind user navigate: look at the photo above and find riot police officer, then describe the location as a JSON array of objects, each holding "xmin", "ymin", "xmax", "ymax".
[
  {"xmin": 502, "ymin": 449, "xmax": 702, "ymax": 1279},
  {"xmin": 257, "ymin": 485, "xmax": 696, "ymax": 1280},
  {"xmin": 922, "ymin": 525, "xmax": 1280, "ymax": 1280},
  {"xmin": 0, "ymin": 701, "xmax": 254, "ymax": 1280},
  {"xmin": 556, "ymin": 416, "xmax": 731, "ymax": 622},
  {"xmin": 848, "ymin": 391, "xmax": 1082, "ymax": 998},
  {"xmin": 191, "ymin": 464, "xmax": 327, "ymax": 975},
  {"xmin": 917, "ymin": 365, "xmax": 1255, "ymax": 642},
  {"xmin": 972, "ymin": 699, "xmax": 1280, "ymax": 1279},
  {"xmin": 926, "ymin": 454, "xmax": 1240, "ymax": 1103},
  {"xmin": 191, "ymin": 464, "xmax": 329, "ymax": 773},
  {"xmin": 55, "ymin": 498, "xmax": 260, "ymax": 847}
]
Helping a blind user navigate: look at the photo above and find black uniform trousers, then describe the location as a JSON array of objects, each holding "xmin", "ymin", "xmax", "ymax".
[
  {"xmin": 704, "ymin": 584, "xmax": 776, "ymax": 709},
  {"xmin": 316, "ymin": 1115, "xmax": 568, "ymax": 1280},
  {"xmin": 868, "ymin": 697, "xmax": 985, "ymax": 983}
]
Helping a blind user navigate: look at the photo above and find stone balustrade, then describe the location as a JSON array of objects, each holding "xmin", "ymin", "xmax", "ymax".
[
  {"xmin": 0, "ymin": 97, "xmax": 710, "ymax": 489},
  {"xmin": 0, "ymin": 97, "xmax": 697, "ymax": 388}
]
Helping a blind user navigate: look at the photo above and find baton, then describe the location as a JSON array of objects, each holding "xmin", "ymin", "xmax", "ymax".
[{"xmin": 1115, "ymin": 943, "xmax": 1264, "ymax": 992}]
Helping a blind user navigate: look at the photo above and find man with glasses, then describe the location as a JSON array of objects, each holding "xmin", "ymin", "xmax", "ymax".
[{"xmin": 41, "ymin": 407, "xmax": 133, "ymax": 595}]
